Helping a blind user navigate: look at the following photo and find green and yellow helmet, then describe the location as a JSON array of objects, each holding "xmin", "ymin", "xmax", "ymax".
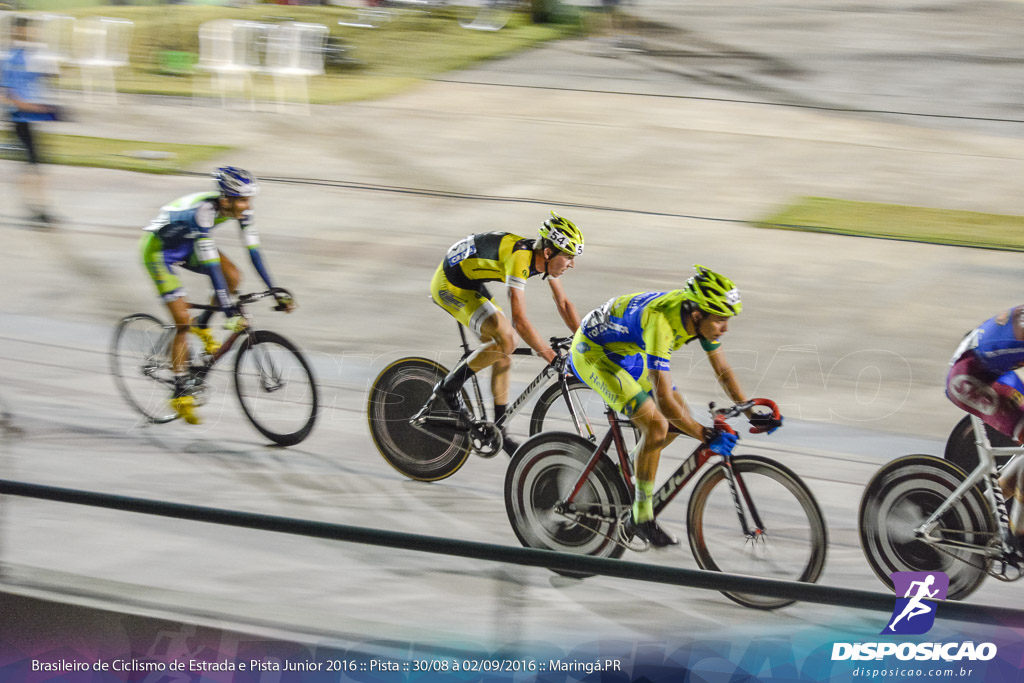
[
  {"xmin": 538, "ymin": 211, "xmax": 584, "ymax": 257},
  {"xmin": 685, "ymin": 264, "xmax": 742, "ymax": 316}
]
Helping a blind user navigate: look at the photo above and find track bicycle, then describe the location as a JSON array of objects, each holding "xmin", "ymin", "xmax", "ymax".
[
  {"xmin": 110, "ymin": 288, "xmax": 319, "ymax": 447},
  {"xmin": 366, "ymin": 323, "xmax": 616, "ymax": 482},
  {"xmin": 860, "ymin": 414, "xmax": 1024, "ymax": 601},
  {"xmin": 505, "ymin": 398, "xmax": 828, "ymax": 610}
]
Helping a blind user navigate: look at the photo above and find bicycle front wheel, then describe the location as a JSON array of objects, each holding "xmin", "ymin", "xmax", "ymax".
[
  {"xmin": 859, "ymin": 454, "xmax": 992, "ymax": 601},
  {"xmin": 688, "ymin": 455, "xmax": 827, "ymax": 610},
  {"xmin": 505, "ymin": 431, "xmax": 630, "ymax": 577},
  {"xmin": 233, "ymin": 330, "xmax": 318, "ymax": 447},
  {"xmin": 367, "ymin": 357, "xmax": 471, "ymax": 481},
  {"xmin": 110, "ymin": 314, "xmax": 178, "ymax": 424}
]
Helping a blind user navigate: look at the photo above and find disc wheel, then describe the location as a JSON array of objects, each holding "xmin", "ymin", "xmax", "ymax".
[{"xmin": 367, "ymin": 357, "xmax": 472, "ymax": 481}]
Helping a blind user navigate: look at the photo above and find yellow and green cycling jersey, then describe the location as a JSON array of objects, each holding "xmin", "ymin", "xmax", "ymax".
[{"xmin": 570, "ymin": 290, "xmax": 719, "ymax": 416}]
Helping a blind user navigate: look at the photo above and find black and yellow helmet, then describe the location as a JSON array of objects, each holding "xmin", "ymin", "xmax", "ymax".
[
  {"xmin": 538, "ymin": 211, "xmax": 584, "ymax": 256},
  {"xmin": 685, "ymin": 264, "xmax": 742, "ymax": 317}
]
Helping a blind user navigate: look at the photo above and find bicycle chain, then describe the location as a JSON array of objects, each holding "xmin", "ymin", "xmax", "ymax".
[
  {"xmin": 553, "ymin": 507, "xmax": 649, "ymax": 554},
  {"xmin": 927, "ymin": 528, "xmax": 1023, "ymax": 581}
]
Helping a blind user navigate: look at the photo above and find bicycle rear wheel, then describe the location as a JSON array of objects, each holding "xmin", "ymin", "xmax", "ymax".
[
  {"xmin": 859, "ymin": 454, "xmax": 992, "ymax": 601},
  {"xmin": 367, "ymin": 357, "xmax": 471, "ymax": 481},
  {"xmin": 234, "ymin": 330, "xmax": 319, "ymax": 447},
  {"xmin": 688, "ymin": 455, "xmax": 827, "ymax": 610},
  {"xmin": 110, "ymin": 314, "xmax": 178, "ymax": 424},
  {"xmin": 505, "ymin": 431, "xmax": 629, "ymax": 577}
]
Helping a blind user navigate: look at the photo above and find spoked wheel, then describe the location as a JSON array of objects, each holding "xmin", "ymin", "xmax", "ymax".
[
  {"xmin": 530, "ymin": 378, "xmax": 615, "ymax": 443},
  {"xmin": 688, "ymin": 456, "xmax": 828, "ymax": 610},
  {"xmin": 453, "ymin": 0, "xmax": 515, "ymax": 31},
  {"xmin": 505, "ymin": 431, "xmax": 630, "ymax": 577},
  {"xmin": 110, "ymin": 314, "xmax": 179, "ymax": 424},
  {"xmin": 859, "ymin": 454, "xmax": 993, "ymax": 601},
  {"xmin": 944, "ymin": 415, "xmax": 1014, "ymax": 473},
  {"xmin": 233, "ymin": 330, "xmax": 319, "ymax": 447},
  {"xmin": 367, "ymin": 357, "xmax": 472, "ymax": 481}
]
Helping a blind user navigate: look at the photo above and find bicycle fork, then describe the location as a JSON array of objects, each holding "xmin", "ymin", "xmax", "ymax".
[{"xmin": 722, "ymin": 458, "xmax": 768, "ymax": 542}]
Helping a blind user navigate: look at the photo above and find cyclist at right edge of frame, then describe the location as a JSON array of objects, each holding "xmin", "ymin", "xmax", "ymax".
[
  {"xmin": 569, "ymin": 265, "xmax": 784, "ymax": 548},
  {"xmin": 946, "ymin": 306, "xmax": 1024, "ymax": 550}
]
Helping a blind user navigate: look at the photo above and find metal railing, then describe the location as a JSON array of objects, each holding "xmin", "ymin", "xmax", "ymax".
[{"xmin": 1, "ymin": 479, "xmax": 1021, "ymax": 626}]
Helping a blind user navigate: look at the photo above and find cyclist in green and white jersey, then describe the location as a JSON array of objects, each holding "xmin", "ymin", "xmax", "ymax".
[{"xmin": 140, "ymin": 167, "xmax": 293, "ymax": 424}]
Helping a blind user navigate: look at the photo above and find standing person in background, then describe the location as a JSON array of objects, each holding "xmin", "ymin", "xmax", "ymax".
[{"xmin": 1, "ymin": 15, "xmax": 61, "ymax": 226}]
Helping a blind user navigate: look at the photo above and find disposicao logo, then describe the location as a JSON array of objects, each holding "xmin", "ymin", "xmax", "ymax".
[
  {"xmin": 882, "ymin": 571, "xmax": 948, "ymax": 636},
  {"xmin": 831, "ymin": 570, "xmax": 997, "ymax": 663}
]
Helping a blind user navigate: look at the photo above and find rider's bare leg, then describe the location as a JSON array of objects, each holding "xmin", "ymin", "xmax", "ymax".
[
  {"xmin": 195, "ymin": 252, "xmax": 241, "ymax": 328},
  {"xmin": 166, "ymin": 297, "xmax": 192, "ymax": 374},
  {"xmin": 440, "ymin": 312, "xmax": 514, "ymax": 398},
  {"xmin": 630, "ymin": 399, "xmax": 668, "ymax": 523}
]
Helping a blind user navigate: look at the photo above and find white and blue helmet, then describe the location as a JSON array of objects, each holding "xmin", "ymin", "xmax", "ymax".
[{"xmin": 214, "ymin": 166, "xmax": 260, "ymax": 197}]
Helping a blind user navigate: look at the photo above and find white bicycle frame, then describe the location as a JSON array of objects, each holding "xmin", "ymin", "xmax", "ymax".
[{"xmin": 916, "ymin": 415, "xmax": 1021, "ymax": 561}]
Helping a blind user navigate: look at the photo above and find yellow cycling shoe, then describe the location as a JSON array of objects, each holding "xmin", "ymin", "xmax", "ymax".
[
  {"xmin": 190, "ymin": 326, "xmax": 221, "ymax": 355},
  {"xmin": 170, "ymin": 395, "xmax": 202, "ymax": 425}
]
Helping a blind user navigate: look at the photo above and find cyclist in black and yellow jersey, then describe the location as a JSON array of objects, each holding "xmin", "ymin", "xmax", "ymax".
[
  {"xmin": 570, "ymin": 265, "xmax": 783, "ymax": 547},
  {"xmin": 425, "ymin": 212, "xmax": 584, "ymax": 455}
]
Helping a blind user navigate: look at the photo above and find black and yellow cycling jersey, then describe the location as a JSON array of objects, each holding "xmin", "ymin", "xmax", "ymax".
[
  {"xmin": 432, "ymin": 232, "xmax": 540, "ymax": 335},
  {"xmin": 441, "ymin": 232, "xmax": 539, "ymax": 292}
]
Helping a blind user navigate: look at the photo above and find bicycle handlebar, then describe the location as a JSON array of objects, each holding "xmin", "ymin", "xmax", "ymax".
[{"xmin": 709, "ymin": 398, "xmax": 780, "ymax": 435}]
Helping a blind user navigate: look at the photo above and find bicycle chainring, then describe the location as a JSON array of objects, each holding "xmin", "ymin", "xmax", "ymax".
[{"xmin": 470, "ymin": 420, "xmax": 502, "ymax": 458}]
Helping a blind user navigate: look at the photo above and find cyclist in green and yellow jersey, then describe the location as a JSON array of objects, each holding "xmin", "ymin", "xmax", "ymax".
[
  {"xmin": 570, "ymin": 265, "xmax": 783, "ymax": 547},
  {"xmin": 425, "ymin": 212, "xmax": 584, "ymax": 455}
]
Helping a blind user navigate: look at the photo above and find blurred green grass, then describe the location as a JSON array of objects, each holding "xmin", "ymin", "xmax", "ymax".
[
  {"xmin": 755, "ymin": 197, "xmax": 1024, "ymax": 251},
  {"xmin": 29, "ymin": 5, "xmax": 581, "ymax": 103},
  {"xmin": 3, "ymin": 133, "xmax": 230, "ymax": 174}
]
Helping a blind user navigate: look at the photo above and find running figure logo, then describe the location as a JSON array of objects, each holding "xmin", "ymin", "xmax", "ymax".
[{"xmin": 882, "ymin": 571, "xmax": 949, "ymax": 635}]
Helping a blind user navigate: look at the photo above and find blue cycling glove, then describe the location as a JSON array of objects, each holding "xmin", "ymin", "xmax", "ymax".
[{"xmin": 707, "ymin": 430, "xmax": 738, "ymax": 457}]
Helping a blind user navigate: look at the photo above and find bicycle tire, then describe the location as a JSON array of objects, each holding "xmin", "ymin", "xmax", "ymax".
[
  {"xmin": 367, "ymin": 357, "xmax": 472, "ymax": 481},
  {"xmin": 859, "ymin": 454, "xmax": 992, "ymax": 601},
  {"xmin": 528, "ymin": 378, "xmax": 609, "ymax": 439},
  {"xmin": 505, "ymin": 431, "xmax": 629, "ymax": 577},
  {"xmin": 233, "ymin": 330, "xmax": 319, "ymax": 447},
  {"xmin": 110, "ymin": 313, "xmax": 179, "ymax": 424},
  {"xmin": 943, "ymin": 415, "xmax": 1014, "ymax": 473},
  {"xmin": 688, "ymin": 455, "xmax": 828, "ymax": 610}
]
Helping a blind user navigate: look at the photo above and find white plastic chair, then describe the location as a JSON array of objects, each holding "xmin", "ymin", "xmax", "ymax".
[
  {"xmin": 261, "ymin": 22, "xmax": 327, "ymax": 114},
  {"xmin": 195, "ymin": 19, "xmax": 266, "ymax": 109},
  {"xmin": 69, "ymin": 17, "xmax": 133, "ymax": 102}
]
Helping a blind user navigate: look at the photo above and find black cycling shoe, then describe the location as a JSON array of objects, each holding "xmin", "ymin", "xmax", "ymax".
[
  {"xmin": 631, "ymin": 519, "xmax": 679, "ymax": 548},
  {"xmin": 501, "ymin": 433, "xmax": 521, "ymax": 457},
  {"xmin": 413, "ymin": 381, "xmax": 472, "ymax": 427}
]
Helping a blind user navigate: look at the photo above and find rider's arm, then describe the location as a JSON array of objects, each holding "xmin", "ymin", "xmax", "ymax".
[
  {"xmin": 708, "ymin": 348, "xmax": 750, "ymax": 412},
  {"xmin": 649, "ymin": 369, "xmax": 706, "ymax": 441},
  {"xmin": 546, "ymin": 277, "xmax": 581, "ymax": 333},
  {"xmin": 508, "ymin": 287, "xmax": 556, "ymax": 363},
  {"xmin": 239, "ymin": 214, "xmax": 275, "ymax": 289}
]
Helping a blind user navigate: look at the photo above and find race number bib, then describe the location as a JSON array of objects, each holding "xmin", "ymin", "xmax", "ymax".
[{"xmin": 446, "ymin": 235, "xmax": 477, "ymax": 267}]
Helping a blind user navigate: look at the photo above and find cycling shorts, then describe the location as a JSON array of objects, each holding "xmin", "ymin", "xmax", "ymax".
[
  {"xmin": 140, "ymin": 233, "xmax": 202, "ymax": 303},
  {"xmin": 430, "ymin": 263, "xmax": 501, "ymax": 336},
  {"xmin": 946, "ymin": 350, "xmax": 1024, "ymax": 443},
  {"xmin": 569, "ymin": 329, "xmax": 649, "ymax": 417}
]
